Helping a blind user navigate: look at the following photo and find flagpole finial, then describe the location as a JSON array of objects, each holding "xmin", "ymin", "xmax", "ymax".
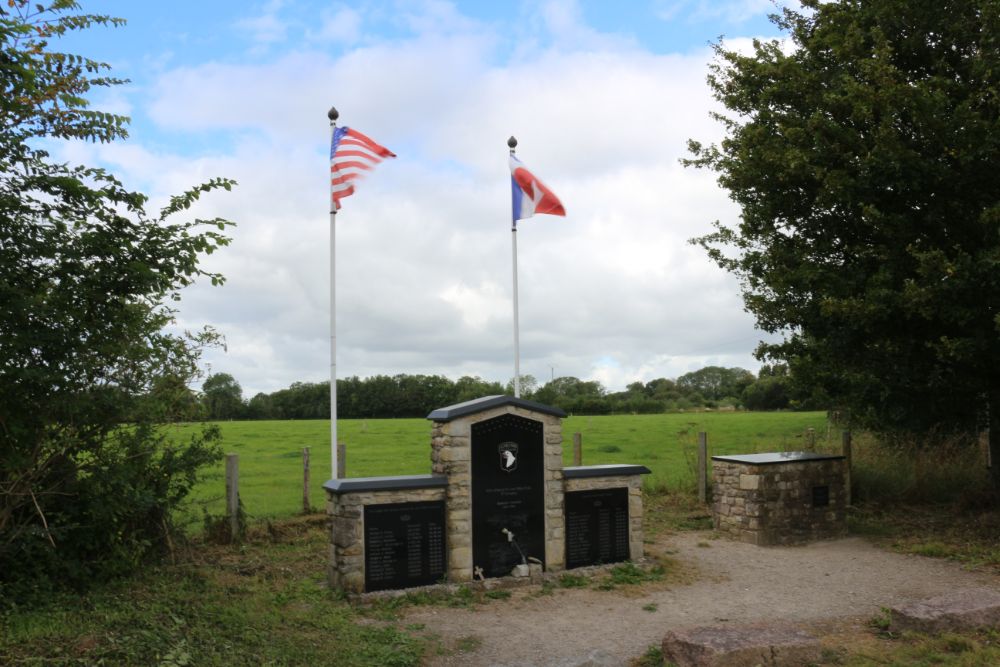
[
  {"xmin": 328, "ymin": 106, "xmax": 339, "ymax": 122},
  {"xmin": 507, "ymin": 136, "xmax": 517, "ymax": 150}
]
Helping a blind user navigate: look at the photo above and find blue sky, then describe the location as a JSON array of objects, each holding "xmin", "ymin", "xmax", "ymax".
[{"xmin": 50, "ymin": 1, "xmax": 791, "ymax": 397}]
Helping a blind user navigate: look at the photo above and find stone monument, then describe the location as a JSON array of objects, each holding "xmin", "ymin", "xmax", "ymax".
[{"xmin": 325, "ymin": 395, "xmax": 650, "ymax": 593}]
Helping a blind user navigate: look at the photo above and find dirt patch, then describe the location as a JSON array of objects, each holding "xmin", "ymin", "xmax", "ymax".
[{"xmin": 404, "ymin": 531, "xmax": 1000, "ymax": 666}]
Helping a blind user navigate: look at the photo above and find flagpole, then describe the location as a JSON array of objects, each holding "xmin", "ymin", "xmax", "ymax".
[
  {"xmin": 508, "ymin": 135, "xmax": 521, "ymax": 398},
  {"xmin": 328, "ymin": 106, "xmax": 339, "ymax": 479}
]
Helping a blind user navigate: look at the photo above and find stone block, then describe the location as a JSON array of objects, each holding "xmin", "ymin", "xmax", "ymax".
[
  {"xmin": 439, "ymin": 445, "xmax": 469, "ymax": 462},
  {"xmin": 450, "ymin": 567, "xmax": 472, "ymax": 581},
  {"xmin": 342, "ymin": 571, "xmax": 364, "ymax": 593},
  {"xmin": 331, "ymin": 516, "xmax": 358, "ymax": 547},
  {"xmin": 450, "ymin": 546, "xmax": 471, "ymax": 569},
  {"xmin": 443, "ymin": 419, "xmax": 471, "ymax": 437},
  {"xmin": 662, "ymin": 623, "xmax": 820, "ymax": 667},
  {"xmin": 889, "ymin": 588, "xmax": 1000, "ymax": 634}
]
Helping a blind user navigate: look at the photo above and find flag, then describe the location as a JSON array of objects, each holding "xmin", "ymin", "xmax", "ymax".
[
  {"xmin": 509, "ymin": 154, "xmax": 565, "ymax": 223},
  {"xmin": 330, "ymin": 126, "xmax": 396, "ymax": 210}
]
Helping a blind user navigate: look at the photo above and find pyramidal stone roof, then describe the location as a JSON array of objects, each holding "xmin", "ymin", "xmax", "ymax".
[{"xmin": 426, "ymin": 395, "xmax": 567, "ymax": 422}]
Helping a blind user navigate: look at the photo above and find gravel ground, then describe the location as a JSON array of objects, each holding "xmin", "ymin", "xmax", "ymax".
[{"xmin": 405, "ymin": 531, "xmax": 1000, "ymax": 666}]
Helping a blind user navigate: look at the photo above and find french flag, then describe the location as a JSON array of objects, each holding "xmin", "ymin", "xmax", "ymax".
[{"xmin": 509, "ymin": 154, "xmax": 566, "ymax": 224}]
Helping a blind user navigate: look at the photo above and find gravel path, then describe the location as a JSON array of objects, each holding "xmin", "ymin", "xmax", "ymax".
[{"xmin": 405, "ymin": 531, "xmax": 1000, "ymax": 666}]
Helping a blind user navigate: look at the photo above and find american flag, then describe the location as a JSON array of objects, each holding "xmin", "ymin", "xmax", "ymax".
[{"xmin": 330, "ymin": 126, "xmax": 396, "ymax": 210}]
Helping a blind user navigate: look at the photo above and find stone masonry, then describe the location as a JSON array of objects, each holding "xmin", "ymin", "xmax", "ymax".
[
  {"xmin": 326, "ymin": 396, "xmax": 650, "ymax": 593},
  {"xmin": 712, "ymin": 453, "xmax": 847, "ymax": 546},
  {"xmin": 564, "ymin": 474, "xmax": 645, "ymax": 561},
  {"xmin": 430, "ymin": 403, "xmax": 566, "ymax": 580},
  {"xmin": 327, "ymin": 485, "xmax": 446, "ymax": 593}
]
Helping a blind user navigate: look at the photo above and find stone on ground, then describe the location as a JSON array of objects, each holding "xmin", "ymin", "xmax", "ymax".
[
  {"xmin": 661, "ymin": 623, "xmax": 820, "ymax": 667},
  {"xmin": 889, "ymin": 587, "xmax": 1000, "ymax": 634}
]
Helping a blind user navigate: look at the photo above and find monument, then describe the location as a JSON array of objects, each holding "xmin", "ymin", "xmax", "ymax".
[{"xmin": 325, "ymin": 395, "xmax": 650, "ymax": 593}]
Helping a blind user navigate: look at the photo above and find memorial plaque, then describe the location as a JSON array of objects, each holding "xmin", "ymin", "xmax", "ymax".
[
  {"xmin": 364, "ymin": 501, "xmax": 446, "ymax": 592},
  {"xmin": 471, "ymin": 414, "xmax": 546, "ymax": 578},
  {"xmin": 565, "ymin": 488, "xmax": 630, "ymax": 569},
  {"xmin": 812, "ymin": 485, "xmax": 830, "ymax": 508}
]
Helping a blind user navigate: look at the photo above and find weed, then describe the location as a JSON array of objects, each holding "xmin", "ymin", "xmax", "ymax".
[
  {"xmin": 633, "ymin": 644, "xmax": 665, "ymax": 667},
  {"xmin": 641, "ymin": 603, "xmax": 658, "ymax": 612},
  {"xmin": 941, "ymin": 634, "xmax": 975, "ymax": 653},
  {"xmin": 598, "ymin": 562, "xmax": 665, "ymax": 590},
  {"xmin": 868, "ymin": 607, "xmax": 894, "ymax": 636},
  {"xmin": 696, "ymin": 541, "xmax": 711, "ymax": 548},
  {"xmin": 557, "ymin": 573, "xmax": 589, "ymax": 588},
  {"xmin": 454, "ymin": 635, "xmax": 482, "ymax": 652},
  {"xmin": 448, "ymin": 585, "xmax": 475, "ymax": 608},
  {"xmin": 597, "ymin": 444, "xmax": 623, "ymax": 453},
  {"xmin": 484, "ymin": 589, "xmax": 511, "ymax": 600},
  {"xmin": 905, "ymin": 541, "xmax": 953, "ymax": 558}
]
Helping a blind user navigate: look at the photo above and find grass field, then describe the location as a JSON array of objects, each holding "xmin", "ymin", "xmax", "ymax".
[
  {"xmin": 8, "ymin": 411, "xmax": 1000, "ymax": 667},
  {"xmin": 169, "ymin": 411, "xmax": 832, "ymax": 525}
]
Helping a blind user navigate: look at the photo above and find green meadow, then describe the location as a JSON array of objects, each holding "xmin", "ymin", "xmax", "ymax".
[{"xmin": 169, "ymin": 411, "xmax": 831, "ymax": 525}]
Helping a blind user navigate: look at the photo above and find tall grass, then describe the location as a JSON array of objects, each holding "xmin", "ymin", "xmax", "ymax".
[{"xmin": 846, "ymin": 432, "xmax": 993, "ymax": 505}]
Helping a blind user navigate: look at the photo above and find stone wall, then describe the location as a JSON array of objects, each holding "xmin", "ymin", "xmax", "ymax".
[
  {"xmin": 327, "ymin": 396, "xmax": 651, "ymax": 594},
  {"xmin": 712, "ymin": 458, "xmax": 847, "ymax": 546},
  {"xmin": 430, "ymin": 404, "xmax": 566, "ymax": 579},
  {"xmin": 328, "ymin": 486, "xmax": 446, "ymax": 593},
  {"xmin": 564, "ymin": 474, "xmax": 645, "ymax": 560}
]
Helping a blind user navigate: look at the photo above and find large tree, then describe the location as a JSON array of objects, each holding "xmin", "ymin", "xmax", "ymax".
[
  {"xmin": 1, "ymin": 0, "xmax": 234, "ymax": 597},
  {"xmin": 203, "ymin": 372, "xmax": 246, "ymax": 420},
  {"xmin": 687, "ymin": 0, "xmax": 1000, "ymax": 488}
]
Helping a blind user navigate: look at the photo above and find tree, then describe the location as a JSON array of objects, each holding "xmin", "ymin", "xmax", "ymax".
[
  {"xmin": 202, "ymin": 373, "xmax": 245, "ymax": 420},
  {"xmin": 686, "ymin": 0, "xmax": 1000, "ymax": 488},
  {"xmin": 505, "ymin": 374, "xmax": 538, "ymax": 399},
  {"xmin": 453, "ymin": 375, "xmax": 505, "ymax": 403},
  {"xmin": 1, "ymin": 1, "xmax": 234, "ymax": 598},
  {"xmin": 676, "ymin": 366, "xmax": 754, "ymax": 403}
]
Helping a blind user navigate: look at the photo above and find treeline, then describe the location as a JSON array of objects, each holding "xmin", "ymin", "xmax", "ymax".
[{"xmin": 197, "ymin": 364, "xmax": 826, "ymax": 421}]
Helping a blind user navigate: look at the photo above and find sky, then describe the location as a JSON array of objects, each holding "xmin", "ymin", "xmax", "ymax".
[{"xmin": 51, "ymin": 0, "xmax": 791, "ymax": 398}]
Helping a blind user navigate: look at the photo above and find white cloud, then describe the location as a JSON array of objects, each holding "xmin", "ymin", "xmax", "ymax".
[
  {"xmin": 654, "ymin": 0, "xmax": 780, "ymax": 25},
  {"xmin": 308, "ymin": 6, "xmax": 363, "ymax": 44},
  {"xmin": 235, "ymin": 0, "xmax": 291, "ymax": 46},
  {"xmin": 80, "ymin": 2, "xmax": 783, "ymax": 397}
]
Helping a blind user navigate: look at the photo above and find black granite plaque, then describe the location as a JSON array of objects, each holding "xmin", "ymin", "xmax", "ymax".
[
  {"xmin": 364, "ymin": 501, "xmax": 446, "ymax": 592},
  {"xmin": 565, "ymin": 488, "xmax": 630, "ymax": 569},
  {"xmin": 471, "ymin": 414, "xmax": 546, "ymax": 578},
  {"xmin": 812, "ymin": 485, "xmax": 830, "ymax": 508}
]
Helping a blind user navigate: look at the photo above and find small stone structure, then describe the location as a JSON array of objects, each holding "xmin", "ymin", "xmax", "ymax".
[
  {"xmin": 889, "ymin": 588, "xmax": 1000, "ymax": 634},
  {"xmin": 325, "ymin": 395, "xmax": 650, "ymax": 593},
  {"xmin": 662, "ymin": 623, "xmax": 821, "ymax": 667},
  {"xmin": 711, "ymin": 452, "xmax": 847, "ymax": 545}
]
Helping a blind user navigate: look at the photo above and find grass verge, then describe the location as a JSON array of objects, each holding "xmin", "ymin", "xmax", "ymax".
[
  {"xmin": 849, "ymin": 503, "xmax": 1000, "ymax": 573},
  {"xmin": 0, "ymin": 516, "xmax": 426, "ymax": 666}
]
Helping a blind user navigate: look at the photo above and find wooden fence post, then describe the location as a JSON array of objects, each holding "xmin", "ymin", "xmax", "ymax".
[
  {"xmin": 573, "ymin": 432, "xmax": 582, "ymax": 467},
  {"xmin": 337, "ymin": 442, "xmax": 346, "ymax": 479},
  {"xmin": 225, "ymin": 453, "xmax": 240, "ymax": 541},
  {"xmin": 806, "ymin": 427, "xmax": 816, "ymax": 451},
  {"xmin": 698, "ymin": 432, "xmax": 708, "ymax": 504},
  {"xmin": 302, "ymin": 447, "xmax": 311, "ymax": 513},
  {"xmin": 842, "ymin": 430, "xmax": 852, "ymax": 506}
]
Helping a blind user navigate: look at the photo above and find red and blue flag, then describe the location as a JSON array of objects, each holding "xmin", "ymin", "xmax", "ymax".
[
  {"xmin": 330, "ymin": 127, "xmax": 396, "ymax": 210},
  {"xmin": 509, "ymin": 154, "xmax": 565, "ymax": 224}
]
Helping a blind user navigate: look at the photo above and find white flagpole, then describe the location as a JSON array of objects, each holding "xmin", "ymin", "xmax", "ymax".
[
  {"xmin": 328, "ymin": 106, "xmax": 339, "ymax": 479},
  {"xmin": 508, "ymin": 136, "xmax": 521, "ymax": 398}
]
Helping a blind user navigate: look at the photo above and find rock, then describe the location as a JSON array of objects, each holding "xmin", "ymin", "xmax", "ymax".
[
  {"xmin": 662, "ymin": 623, "xmax": 821, "ymax": 667},
  {"xmin": 889, "ymin": 588, "xmax": 1000, "ymax": 634}
]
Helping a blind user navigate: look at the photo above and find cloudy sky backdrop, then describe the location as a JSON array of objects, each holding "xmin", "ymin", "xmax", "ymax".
[{"xmin": 56, "ymin": 0, "xmax": 788, "ymax": 398}]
